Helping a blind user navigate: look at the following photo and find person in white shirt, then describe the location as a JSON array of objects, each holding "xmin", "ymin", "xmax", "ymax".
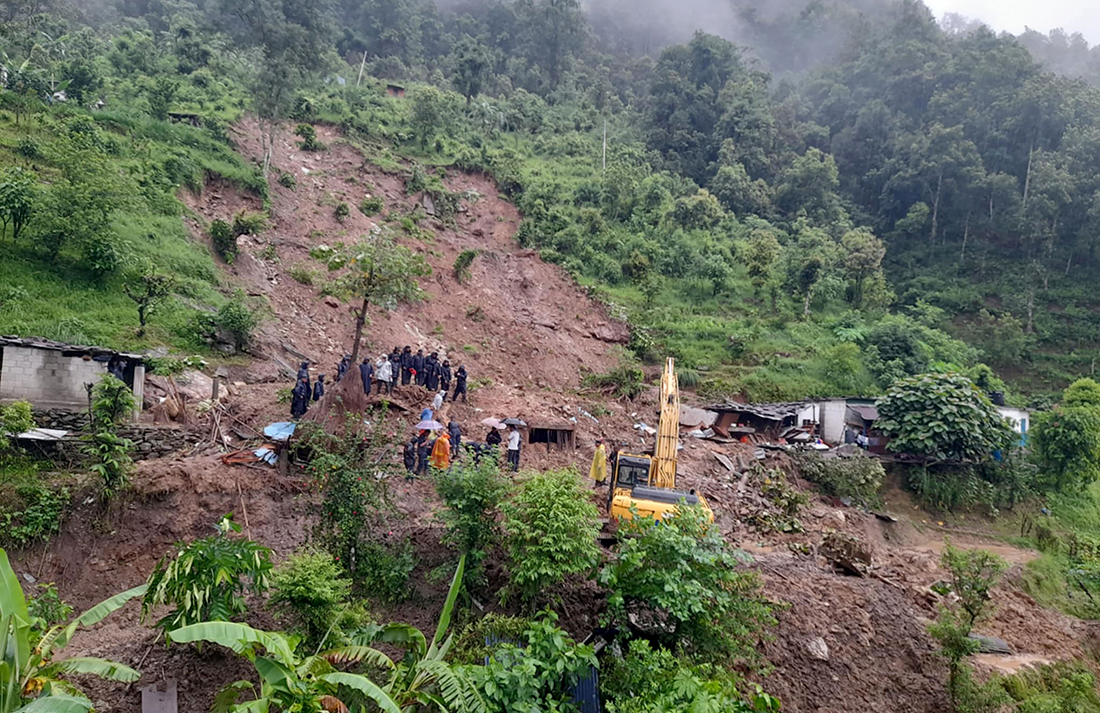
[{"xmin": 506, "ymin": 425, "xmax": 521, "ymax": 472}]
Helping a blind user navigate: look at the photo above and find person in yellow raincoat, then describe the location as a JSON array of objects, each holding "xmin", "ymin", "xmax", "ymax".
[
  {"xmin": 589, "ymin": 438, "xmax": 607, "ymax": 487},
  {"xmin": 430, "ymin": 431, "xmax": 451, "ymax": 470}
]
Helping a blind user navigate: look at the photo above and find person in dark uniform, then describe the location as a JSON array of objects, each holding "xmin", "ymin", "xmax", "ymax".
[
  {"xmin": 412, "ymin": 349, "xmax": 426, "ymax": 386},
  {"xmin": 296, "ymin": 361, "xmax": 310, "ymax": 382},
  {"xmin": 439, "ymin": 360, "xmax": 452, "ymax": 394},
  {"xmin": 448, "ymin": 420, "xmax": 462, "ymax": 459},
  {"xmin": 400, "ymin": 346, "xmax": 413, "ymax": 385},
  {"xmin": 290, "ymin": 377, "xmax": 311, "ymax": 419},
  {"xmin": 425, "ymin": 352, "xmax": 441, "ymax": 391},
  {"xmin": 451, "ymin": 365, "xmax": 468, "ymax": 402},
  {"xmin": 416, "ymin": 431, "xmax": 432, "ymax": 477},
  {"xmin": 335, "ymin": 354, "xmax": 351, "ymax": 382},
  {"xmin": 403, "ymin": 436, "xmax": 417, "ymax": 479},
  {"xmin": 359, "ymin": 358, "xmax": 374, "ymax": 395},
  {"xmin": 388, "ymin": 351, "xmax": 401, "ymax": 393},
  {"xmin": 312, "ymin": 374, "xmax": 325, "ymax": 401}
]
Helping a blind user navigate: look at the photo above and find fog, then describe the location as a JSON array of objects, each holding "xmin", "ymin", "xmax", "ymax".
[{"xmin": 923, "ymin": 0, "xmax": 1100, "ymax": 45}]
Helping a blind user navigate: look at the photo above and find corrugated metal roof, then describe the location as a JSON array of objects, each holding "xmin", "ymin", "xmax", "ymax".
[
  {"xmin": 708, "ymin": 401, "xmax": 808, "ymax": 421},
  {"xmin": 848, "ymin": 405, "xmax": 879, "ymax": 421},
  {"xmin": 0, "ymin": 336, "xmax": 144, "ymax": 362}
]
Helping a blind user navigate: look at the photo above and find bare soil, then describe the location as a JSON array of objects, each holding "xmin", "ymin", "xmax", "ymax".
[{"xmin": 11, "ymin": 119, "xmax": 1100, "ymax": 713}]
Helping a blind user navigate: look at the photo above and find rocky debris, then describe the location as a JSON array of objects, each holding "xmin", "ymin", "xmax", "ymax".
[
  {"xmin": 323, "ymin": 296, "xmax": 340, "ymax": 309},
  {"xmin": 821, "ymin": 530, "xmax": 872, "ymax": 577},
  {"xmin": 806, "ymin": 637, "xmax": 830, "ymax": 661}
]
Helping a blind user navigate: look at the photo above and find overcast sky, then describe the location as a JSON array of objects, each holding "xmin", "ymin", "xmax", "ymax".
[{"xmin": 922, "ymin": 0, "xmax": 1100, "ymax": 44}]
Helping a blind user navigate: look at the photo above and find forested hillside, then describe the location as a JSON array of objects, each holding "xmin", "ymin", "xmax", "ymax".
[{"xmin": 3, "ymin": 0, "xmax": 1100, "ymax": 404}]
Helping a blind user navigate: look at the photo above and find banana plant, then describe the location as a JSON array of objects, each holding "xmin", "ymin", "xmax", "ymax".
[
  {"xmin": 170, "ymin": 555, "xmax": 484, "ymax": 712},
  {"xmin": 0, "ymin": 548, "xmax": 146, "ymax": 713}
]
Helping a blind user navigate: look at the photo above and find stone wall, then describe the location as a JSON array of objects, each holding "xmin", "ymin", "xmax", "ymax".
[
  {"xmin": 0, "ymin": 346, "xmax": 108, "ymax": 409},
  {"xmin": 31, "ymin": 409, "xmax": 200, "ymax": 461}
]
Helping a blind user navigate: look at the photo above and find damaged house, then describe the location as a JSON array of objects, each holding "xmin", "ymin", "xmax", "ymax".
[{"xmin": 0, "ymin": 336, "xmax": 145, "ymax": 418}]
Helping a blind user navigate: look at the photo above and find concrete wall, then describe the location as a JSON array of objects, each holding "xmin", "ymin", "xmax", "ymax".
[
  {"xmin": 0, "ymin": 346, "xmax": 107, "ymax": 410},
  {"xmin": 997, "ymin": 406, "xmax": 1029, "ymax": 435},
  {"xmin": 820, "ymin": 400, "xmax": 849, "ymax": 444}
]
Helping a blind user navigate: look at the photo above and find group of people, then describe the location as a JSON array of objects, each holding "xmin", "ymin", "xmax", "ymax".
[
  {"xmin": 338, "ymin": 346, "xmax": 469, "ymax": 403},
  {"xmin": 403, "ymin": 414, "xmax": 523, "ymax": 479},
  {"xmin": 288, "ymin": 346, "xmax": 472, "ymax": 420}
]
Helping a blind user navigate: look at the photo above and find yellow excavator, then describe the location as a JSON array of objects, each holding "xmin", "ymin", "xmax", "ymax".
[{"xmin": 607, "ymin": 357, "xmax": 714, "ymax": 522}]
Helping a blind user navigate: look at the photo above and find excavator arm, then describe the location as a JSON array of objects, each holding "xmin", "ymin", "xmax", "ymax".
[{"xmin": 650, "ymin": 357, "xmax": 679, "ymax": 489}]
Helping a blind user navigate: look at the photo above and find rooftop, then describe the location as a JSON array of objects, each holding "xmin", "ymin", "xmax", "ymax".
[{"xmin": 0, "ymin": 336, "xmax": 145, "ymax": 363}]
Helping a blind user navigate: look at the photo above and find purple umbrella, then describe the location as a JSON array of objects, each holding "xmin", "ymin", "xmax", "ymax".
[{"xmin": 415, "ymin": 420, "xmax": 445, "ymax": 430}]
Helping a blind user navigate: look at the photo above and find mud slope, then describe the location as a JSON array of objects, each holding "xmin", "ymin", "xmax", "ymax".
[{"xmin": 185, "ymin": 119, "xmax": 627, "ymax": 405}]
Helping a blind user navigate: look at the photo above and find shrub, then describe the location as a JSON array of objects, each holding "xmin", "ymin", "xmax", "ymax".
[
  {"xmin": 143, "ymin": 514, "xmax": 272, "ymax": 638},
  {"xmin": 793, "ymin": 451, "xmax": 884, "ymax": 506},
  {"xmin": 0, "ymin": 400, "xmax": 34, "ymax": 452},
  {"xmin": 82, "ymin": 429, "xmax": 134, "ymax": 501},
  {"xmin": 600, "ymin": 504, "xmax": 775, "ymax": 664},
  {"xmin": 502, "ymin": 469, "xmax": 601, "ymax": 607},
  {"xmin": 269, "ymin": 548, "xmax": 353, "ymax": 648},
  {"xmin": 356, "ymin": 539, "xmax": 416, "ymax": 604},
  {"xmin": 334, "ymin": 201, "xmax": 350, "ymax": 222},
  {"xmin": 433, "ymin": 457, "xmax": 509, "ymax": 586},
  {"xmin": 468, "ymin": 612, "xmax": 597, "ymax": 710},
  {"xmin": 213, "ymin": 294, "xmax": 258, "ymax": 352},
  {"xmin": 294, "ymin": 123, "xmax": 326, "ymax": 151},
  {"xmin": 277, "ymin": 171, "xmax": 297, "ymax": 190},
  {"xmin": 582, "ymin": 362, "xmax": 645, "ymax": 399},
  {"xmin": 287, "ymin": 263, "xmax": 316, "ymax": 285},
  {"xmin": 0, "ymin": 479, "xmax": 69, "ymax": 547},
  {"xmin": 232, "ymin": 210, "xmax": 267, "ymax": 237},
  {"xmin": 359, "ymin": 195, "xmax": 384, "ymax": 216},
  {"xmin": 209, "ymin": 218, "xmax": 237, "ymax": 263},
  {"xmin": 453, "ymin": 249, "xmax": 477, "ymax": 284},
  {"xmin": 27, "ymin": 582, "xmax": 74, "ymax": 629}
]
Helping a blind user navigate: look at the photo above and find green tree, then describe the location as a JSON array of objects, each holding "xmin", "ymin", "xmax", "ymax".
[
  {"xmin": 875, "ymin": 372, "xmax": 1012, "ymax": 462},
  {"xmin": 451, "ymin": 35, "xmax": 492, "ymax": 106},
  {"xmin": 1031, "ymin": 406, "xmax": 1100, "ymax": 491},
  {"xmin": 409, "ymin": 85, "xmax": 448, "ymax": 148},
  {"xmin": 502, "ymin": 469, "xmax": 600, "ymax": 607},
  {"xmin": 927, "ymin": 545, "xmax": 1008, "ymax": 711},
  {"xmin": 143, "ymin": 515, "xmax": 272, "ymax": 637},
  {"xmin": 0, "ymin": 548, "xmax": 146, "ymax": 713},
  {"xmin": 0, "ymin": 401, "xmax": 33, "ymax": 452},
  {"xmin": 123, "ymin": 269, "xmax": 174, "ymax": 335},
  {"xmin": 745, "ymin": 229, "xmax": 781, "ymax": 298},
  {"xmin": 146, "ymin": 76, "xmax": 178, "ymax": 120},
  {"xmin": 840, "ymin": 228, "xmax": 886, "ymax": 308},
  {"xmin": 599, "ymin": 504, "xmax": 774, "ymax": 665},
  {"xmin": 0, "ymin": 167, "xmax": 36, "ymax": 241},
  {"xmin": 311, "ymin": 234, "xmax": 431, "ymax": 366},
  {"xmin": 1062, "ymin": 378, "xmax": 1100, "ymax": 408}
]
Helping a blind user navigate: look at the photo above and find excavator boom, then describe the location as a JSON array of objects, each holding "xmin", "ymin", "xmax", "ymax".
[{"xmin": 650, "ymin": 357, "xmax": 679, "ymax": 489}]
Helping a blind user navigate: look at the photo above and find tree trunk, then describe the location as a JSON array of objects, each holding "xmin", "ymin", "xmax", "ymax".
[
  {"xmin": 959, "ymin": 214, "xmax": 970, "ymax": 264},
  {"xmin": 1023, "ymin": 140, "xmax": 1035, "ymax": 207},
  {"xmin": 349, "ymin": 297, "xmax": 369, "ymax": 366},
  {"xmin": 1026, "ymin": 286, "xmax": 1035, "ymax": 334},
  {"xmin": 802, "ymin": 289, "xmax": 812, "ymax": 318},
  {"xmin": 930, "ymin": 171, "xmax": 942, "ymax": 242}
]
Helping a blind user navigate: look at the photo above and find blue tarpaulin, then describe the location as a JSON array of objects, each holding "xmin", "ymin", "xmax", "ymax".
[{"xmin": 263, "ymin": 422, "xmax": 297, "ymax": 442}]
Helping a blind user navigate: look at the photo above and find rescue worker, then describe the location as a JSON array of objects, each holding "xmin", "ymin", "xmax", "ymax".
[
  {"xmin": 416, "ymin": 431, "xmax": 432, "ymax": 476},
  {"xmin": 359, "ymin": 358, "xmax": 373, "ymax": 395},
  {"xmin": 430, "ymin": 431, "xmax": 452, "ymax": 470},
  {"xmin": 432, "ymin": 390, "xmax": 445, "ymax": 412},
  {"xmin": 376, "ymin": 355, "xmax": 393, "ymax": 395},
  {"xmin": 589, "ymin": 438, "xmax": 608, "ymax": 488},
  {"xmin": 312, "ymin": 374, "xmax": 325, "ymax": 401},
  {"xmin": 400, "ymin": 346, "xmax": 414, "ymax": 385},
  {"xmin": 486, "ymin": 427, "xmax": 502, "ymax": 448},
  {"xmin": 425, "ymin": 352, "xmax": 441, "ymax": 391},
  {"xmin": 506, "ymin": 424, "xmax": 521, "ymax": 473},
  {"xmin": 412, "ymin": 349, "xmax": 426, "ymax": 386},
  {"xmin": 403, "ymin": 436, "xmax": 417, "ymax": 479},
  {"xmin": 290, "ymin": 376, "xmax": 311, "ymax": 419},
  {"xmin": 439, "ymin": 360, "xmax": 452, "ymax": 393},
  {"xmin": 336, "ymin": 354, "xmax": 351, "ymax": 382},
  {"xmin": 389, "ymin": 350, "xmax": 401, "ymax": 391},
  {"xmin": 448, "ymin": 420, "xmax": 462, "ymax": 459},
  {"xmin": 296, "ymin": 361, "xmax": 310, "ymax": 382},
  {"xmin": 451, "ymin": 365, "xmax": 468, "ymax": 402}
]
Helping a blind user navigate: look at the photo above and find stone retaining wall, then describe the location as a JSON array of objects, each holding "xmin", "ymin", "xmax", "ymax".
[{"xmin": 32, "ymin": 409, "xmax": 200, "ymax": 461}]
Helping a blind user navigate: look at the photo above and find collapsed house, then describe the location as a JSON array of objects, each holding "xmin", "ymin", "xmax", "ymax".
[{"xmin": 0, "ymin": 336, "xmax": 145, "ymax": 418}]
